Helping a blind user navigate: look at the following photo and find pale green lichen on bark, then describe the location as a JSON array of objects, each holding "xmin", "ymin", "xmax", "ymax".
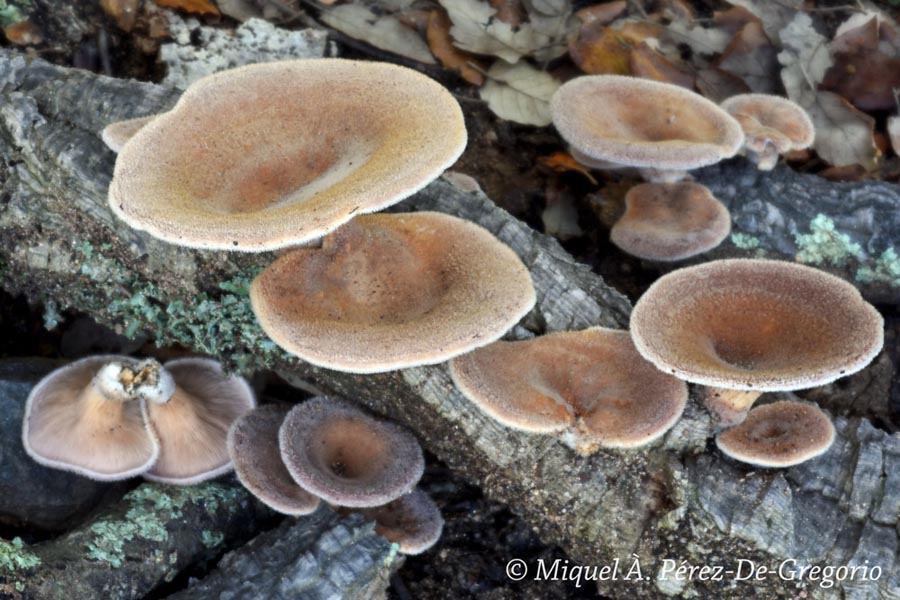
[
  {"xmin": 0, "ymin": 0, "xmax": 32, "ymax": 28},
  {"xmin": 794, "ymin": 214, "xmax": 864, "ymax": 267},
  {"xmin": 85, "ymin": 483, "xmax": 244, "ymax": 568},
  {"xmin": 730, "ymin": 233, "xmax": 761, "ymax": 251},
  {"xmin": 856, "ymin": 247, "xmax": 900, "ymax": 286},
  {"xmin": 71, "ymin": 243, "xmax": 280, "ymax": 372},
  {"xmin": 0, "ymin": 537, "xmax": 40, "ymax": 571},
  {"xmin": 201, "ymin": 531, "xmax": 224, "ymax": 549}
]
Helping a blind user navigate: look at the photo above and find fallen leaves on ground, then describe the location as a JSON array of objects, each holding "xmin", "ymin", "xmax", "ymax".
[
  {"xmin": 427, "ymin": 9, "xmax": 485, "ymax": 85},
  {"xmin": 320, "ymin": 3, "xmax": 436, "ymax": 64},
  {"xmin": 538, "ymin": 152, "xmax": 599, "ymax": 184},
  {"xmin": 154, "ymin": 0, "xmax": 219, "ymax": 16},
  {"xmin": 479, "ymin": 60, "xmax": 560, "ymax": 126}
]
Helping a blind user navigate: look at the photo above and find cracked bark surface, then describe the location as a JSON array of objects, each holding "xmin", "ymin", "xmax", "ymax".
[{"xmin": 1, "ymin": 49, "xmax": 899, "ymax": 599}]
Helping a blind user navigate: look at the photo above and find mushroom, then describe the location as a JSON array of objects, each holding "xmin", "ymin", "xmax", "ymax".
[
  {"xmin": 108, "ymin": 59, "xmax": 467, "ymax": 251},
  {"xmin": 630, "ymin": 259, "xmax": 884, "ymax": 426},
  {"xmin": 101, "ymin": 115, "xmax": 157, "ymax": 153},
  {"xmin": 358, "ymin": 489, "xmax": 444, "ymax": 555},
  {"xmin": 448, "ymin": 327, "xmax": 688, "ymax": 453},
  {"xmin": 22, "ymin": 355, "xmax": 161, "ymax": 481},
  {"xmin": 716, "ymin": 401, "xmax": 835, "ymax": 467},
  {"xmin": 721, "ymin": 94, "xmax": 814, "ymax": 170},
  {"xmin": 550, "ymin": 75, "xmax": 744, "ymax": 182},
  {"xmin": 143, "ymin": 358, "xmax": 256, "ymax": 485},
  {"xmin": 278, "ymin": 397, "xmax": 424, "ymax": 508},
  {"xmin": 250, "ymin": 211, "xmax": 536, "ymax": 373},
  {"xmin": 227, "ymin": 404, "xmax": 320, "ymax": 515},
  {"xmin": 609, "ymin": 182, "xmax": 731, "ymax": 261}
]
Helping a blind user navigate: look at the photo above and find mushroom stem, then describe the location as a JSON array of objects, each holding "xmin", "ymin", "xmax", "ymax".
[
  {"xmin": 636, "ymin": 167, "xmax": 690, "ymax": 183},
  {"xmin": 702, "ymin": 387, "xmax": 762, "ymax": 427},
  {"xmin": 91, "ymin": 359, "xmax": 175, "ymax": 404}
]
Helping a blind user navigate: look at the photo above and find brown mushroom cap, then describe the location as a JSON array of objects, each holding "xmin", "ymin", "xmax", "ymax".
[
  {"xmin": 550, "ymin": 75, "xmax": 744, "ymax": 171},
  {"xmin": 101, "ymin": 115, "xmax": 157, "ymax": 153},
  {"xmin": 109, "ymin": 59, "xmax": 466, "ymax": 251},
  {"xmin": 630, "ymin": 259, "xmax": 884, "ymax": 392},
  {"xmin": 227, "ymin": 404, "xmax": 320, "ymax": 515},
  {"xmin": 250, "ymin": 211, "xmax": 536, "ymax": 373},
  {"xmin": 143, "ymin": 358, "xmax": 256, "ymax": 485},
  {"xmin": 359, "ymin": 489, "xmax": 444, "ymax": 555},
  {"xmin": 716, "ymin": 401, "xmax": 835, "ymax": 467},
  {"xmin": 449, "ymin": 327, "xmax": 688, "ymax": 450},
  {"xmin": 278, "ymin": 397, "xmax": 424, "ymax": 508},
  {"xmin": 610, "ymin": 182, "xmax": 731, "ymax": 261},
  {"xmin": 21, "ymin": 355, "xmax": 160, "ymax": 481},
  {"xmin": 721, "ymin": 94, "xmax": 815, "ymax": 153}
]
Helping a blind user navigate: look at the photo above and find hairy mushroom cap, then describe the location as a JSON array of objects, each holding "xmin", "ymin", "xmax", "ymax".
[
  {"xmin": 227, "ymin": 404, "xmax": 320, "ymax": 515},
  {"xmin": 610, "ymin": 182, "xmax": 731, "ymax": 261},
  {"xmin": 109, "ymin": 59, "xmax": 467, "ymax": 251},
  {"xmin": 359, "ymin": 489, "xmax": 444, "ymax": 555},
  {"xmin": 721, "ymin": 94, "xmax": 815, "ymax": 170},
  {"xmin": 550, "ymin": 75, "xmax": 744, "ymax": 174},
  {"xmin": 22, "ymin": 355, "xmax": 160, "ymax": 481},
  {"xmin": 101, "ymin": 115, "xmax": 157, "ymax": 153},
  {"xmin": 143, "ymin": 358, "xmax": 256, "ymax": 485},
  {"xmin": 630, "ymin": 259, "xmax": 884, "ymax": 392},
  {"xmin": 449, "ymin": 328, "xmax": 688, "ymax": 451},
  {"xmin": 716, "ymin": 401, "xmax": 835, "ymax": 467},
  {"xmin": 279, "ymin": 397, "xmax": 424, "ymax": 508},
  {"xmin": 250, "ymin": 211, "xmax": 536, "ymax": 373}
]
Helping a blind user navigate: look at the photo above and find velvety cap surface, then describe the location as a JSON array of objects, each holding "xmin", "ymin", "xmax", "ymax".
[
  {"xmin": 109, "ymin": 59, "xmax": 467, "ymax": 251},
  {"xmin": 449, "ymin": 328, "xmax": 687, "ymax": 448},
  {"xmin": 630, "ymin": 259, "xmax": 884, "ymax": 391},
  {"xmin": 250, "ymin": 211, "xmax": 536, "ymax": 373},
  {"xmin": 721, "ymin": 94, "xmax": 815, "ymax": 151},
  {"xmin": 716, "ymin": 400, "xmax": 835, "ymax": 467},
  {"xmin": 360, "ymin": 489, "xmax": 444, "ymax": 555}
]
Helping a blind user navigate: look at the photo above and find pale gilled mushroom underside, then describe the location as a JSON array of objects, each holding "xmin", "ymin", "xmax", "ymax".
[
  {"xmin": 109, "ymin": 59, "xmax": 467, "ymax": 251},
  {"xmin": 250, "ymin": 211, "xmax": 536, "ymax": 373}
]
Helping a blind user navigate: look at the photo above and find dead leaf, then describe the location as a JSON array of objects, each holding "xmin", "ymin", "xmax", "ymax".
[
  {"xmin": 526, "ymin": 0, "xmax": 571, "ymax": 18},
  {"xmin": 101, "ymin": 0, "xmax": 140, "ymax": 31},
  {"xmin": 154, "ymin": 0, "xmax": 219, "ymax": 16},
  {"xmin": 726, "ymin": 0, "xmax": 802, "ymax": 45},
  {"xmin": 777, "ymin": 12, "xmax": 832, "ymax": 101},
  {"xmin": 439, "ymin": 0, "xmax": 569, "ymax": 63},
  {"xmin": 321, "ymin": 4, "xmax": 436, "ymax": 64},
  {"xmin": 695, "ymin": 67, "xmax": 750, "ymax": 102},
  {"xmin": 819, "ymin": 164, "xmax": 868, "ymax": 182},
  {"xmin": 715, "ymin": 20, "xmax": 778, "ymax": 93},
  {"xmin": 569, "ymin": 25, "xmax": 632, "ymax": 74},
  {"xmin": 3, "ymin": 20, "xmax": 42, "ymax": 45},
  {"xmin": 831, "ymin": 14, "xmax": 880, "ymax": 54},
  {"xmin": 889, "ymin": 116, "xmax": 900, "ymax": 155},
  {"xmin": 216, "ymin": 0, "xmax": 262, "ymax": 21},
  {"xmin": 538, "ymin": 151, "xmax": 599, "ymax": 183},
  {"xmin": 427, "ymin": 9, "xmax": 486, "ymax": 85},
  {"xmin": 664, "ymin": 19, "xmax": 730, "ymax": 55},
  {"xmin": 822, "ymin": 49, "xmax": 900, "ymax": 111},
  {"xmin": 574, "ymin": 1, "xmax": 626, "ymax": 26},
  {"xmin": 629, "ymin": 42, "xmax": 694, "ymax": 89},
  {"xmin": 479, "ymin": 60, "xmax": 560, "ymax": 126},
  {"xmin": 712, "ymin": 6, "xmax": 760, "ymax": 34},
  {"xmin": 490, "ymin": 0, "xmax": 525, "ymax": 26},
  {"xmin": 655, "ymin": 0, "xmax": 695, "ymax": 24}
]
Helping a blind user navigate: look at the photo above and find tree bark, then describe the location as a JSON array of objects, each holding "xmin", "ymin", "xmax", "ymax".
[{"xmin": 1, "ymin": 49, "xmax": 899, "ymax": 599}]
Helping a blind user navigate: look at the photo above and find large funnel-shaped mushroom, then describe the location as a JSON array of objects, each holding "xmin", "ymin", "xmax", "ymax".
[
  {"xmin": 109, "ymin": 59, "xmax": 467, "ymax": 251},
  {"xmin": 143, "ymin": 358, "xmax": 256, "ymax": 485},
  {"xmin": 449, "ymin": 328, "xmax": 687, "ymax": 453},
  {"xmin": 630, "ymin": 259, "xmax": 884, "ymax": 425},
  {"xmin": 22, "ymin": 356, "xmax": 161, "ymax": 481},
  {"xmin": 279, "ymin": 397, "xmax": 424, "ymax": 508},
  {"xmin": 551, "ymin": 75, "xmax": 744, "ymax": 182},
  {"xmin": 250, "ymin": 212, "xmax": 536, "ymax": 373}
]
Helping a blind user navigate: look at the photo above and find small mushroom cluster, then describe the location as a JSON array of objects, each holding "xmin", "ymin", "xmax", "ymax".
[
  {"xmin": 228, "ymin": 397, "xmax": 443, "ymax": 555},
  {"xmin": 23, "ymin": 355, "xmax": 255, "ymax": 483},
  {"xmin": 548, "ymin": 75, "xmax": 814, "ymax": 263},
  {"xmin": 104, "ymin": 59, "xmax": 536, "ymax": 374},
  {"xmin": 630, "ymin": 258, "xmax": 883, "ymax": 467}
]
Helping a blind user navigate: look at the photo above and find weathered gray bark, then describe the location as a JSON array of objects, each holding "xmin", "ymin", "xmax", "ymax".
[
  {"xmin": 1, "ymin": 49, "xmax": 899, "ymax": 599},
  {"xmin": 165, "ymin": 511, "xmax": 399, "ymax": 600}
]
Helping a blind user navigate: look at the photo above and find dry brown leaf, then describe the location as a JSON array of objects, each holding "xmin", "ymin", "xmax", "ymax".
[
  {"xmin": 726, "ymin": 0, "xmax": 801, "ymax": 45},
  {"xmin": 479, "ymin": 60, "xmax": 560, "ymax": 126},
  {"xmin": 490, "ymin": 0, "xmax": 525, "ymax": 26},
  {"xmin": 569, "ymin": 25, "xmax": 631, "ymax": 74},
  {"xmin": 664, "ymin": 19, "xmax": 730, "ymax": 56},
  {"xmin": 574, "ymin": 1, "xmax": 625, "ymax": 26},
  {"xmin": 154, "ymin": 0, "xmax": 219, "ymax": 16},
  {"xmin": 629, "ymin": 42, "xmax": 693, "ymax": 89},
  {"xmin": 822, "ymin": 50, "xmax": 900, "ymax": 111},
  {"xmin": 427, "ymin": 9, "xmax": 486, "ymax": 85},
  {"xmin": 888, "ymin": 116, "xmax": 900, "ymax": 155},
  {"xmin": 538, "ymin": 152, "xmax": 599, "ymax": 184},
  {"xmin": 101, "ymin": 0, "xmax": 140, "ymax": 31},
  {"xmin": 695, "ymin": 67, "xmax": 750, "ymax": 102},
  {"xmin": 712, "ymin": 6, "xmax": 760, "ymax": 34},
  {"xmin": 831, "ymin": 14, "xmax": 879, "ymax": 54},
  {"xmin": 715, "ymin": 20, "xmax": 778, "ymax": 93},
  {"xmin": 3, "ymin": 20, "xmax": 42, "ymax": 45},
  {"xmin": 656, "ymin": 0, "xmax": 695, "ymax": 23},
  {"xmin": 321, "ymin": 4, "xmax": 436, "ymax": 64}
]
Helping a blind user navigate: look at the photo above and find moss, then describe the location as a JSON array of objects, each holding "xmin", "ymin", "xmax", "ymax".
[
  {"xmin": 85, "ymin": 483, "xmax": 244, "ymax": 568},
  {"xmin": 0, "ymin": 0, "xmax": 31, "ymax": 28},
  {"xmin": 0, "ymin": 537, "xmax": 40, "ymax": 572},
  {"xmin": 794, "ymin": 214, "xmax": 865, "ymax": 267},
  {"xmin": 73, "ymin": 244, "xmax": 279, "ymax": 373}
]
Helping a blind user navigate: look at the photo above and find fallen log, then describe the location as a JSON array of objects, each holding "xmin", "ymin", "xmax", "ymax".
[{"xmin": 1, "ymin": 49, "xmax": 899, "ymax": 599}]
